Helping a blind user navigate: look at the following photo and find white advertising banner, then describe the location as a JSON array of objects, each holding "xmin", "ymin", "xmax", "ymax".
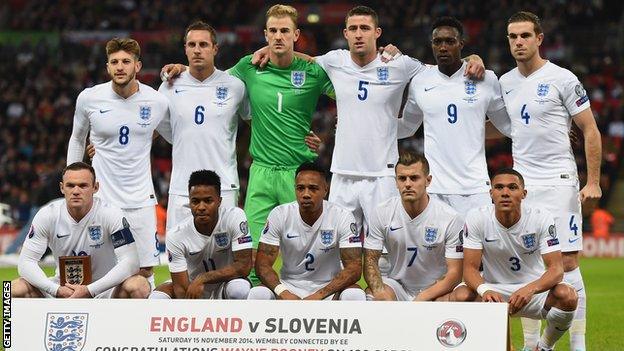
[{"xmin": 7, "ymin": 299, "xmax": 508, "ymax": 351}]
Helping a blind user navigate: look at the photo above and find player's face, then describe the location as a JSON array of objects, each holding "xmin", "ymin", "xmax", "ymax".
[
  {"xmin": 431, "ymin": 27, "xmax": 464, "ymax": 66},
  {"xmin": 490, "ymin": 174, "xmax": 527, "ymax": 213},
  {"xmin": 106, "ymin": 50, "xmax": 141, "ymax": 87},
  {"xmin": 507, "ymin": 21, "xmax": 543, "ymax": 62},
  {"xmin": 189, "ymin": 185, "xmax": 222, "ymax": 226},
  {"xmin": 295, "ymin": 171, "xmax": 327, "ymax": 212},
  {"xmin": 60, "ymin": 169, "xmax": 98, "ymax": 212},
  {"xmin": 395, "ymin": 162, "xmax": 431, "ymax": 203},
  {"xmin": 185, "ymin": 30, "xmax": 218, "ymax": 71},
  {"xmin": 343, "ymin": 15, "xmax": 381, "ymax": 57},
  {"xmin": 265, "ymin": 16, "xmax": 300, "ymax": 57}
]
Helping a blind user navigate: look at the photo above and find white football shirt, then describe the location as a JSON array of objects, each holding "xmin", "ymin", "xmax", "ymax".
[
  {"xmin": 316, "ymin": 50, "xmax": 426, "ymax": 177},
  {"xmin": 365, "ymin": 196, "xmax": 464, "ymax": 291},
  {"xmin": 499, "ymin": 61, "xmax": 591, "ymax": 185},
  {"xmin": 22, "ymin": 198, "xmax": 137, "ymax": 294},
  {"xmin": 463, "ymin": 204, "xmax": 560, "ymax": 284},
  {"xmin": 67, "ymin": 81, "xmax": 170, "ymax": 208},
  {"xmin": 158, "ymin": 70, "xmax": 250, "ymax": 195},
  {"xmin": 402, "ymin": 63, "xmax": 509, "ymax": 194},
  {"xmin": 260, "ymin": 200, "xmax": 360, "ymax": 292},
  {"xmin": 166, "ymin": 206, "xmax": 252, "ymax": 283}
]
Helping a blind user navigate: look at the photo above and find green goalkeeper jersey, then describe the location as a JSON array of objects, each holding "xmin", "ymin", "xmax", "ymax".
[{"xmin": 230, "ymin": 55, "xmax": 334, "ymax": 167}]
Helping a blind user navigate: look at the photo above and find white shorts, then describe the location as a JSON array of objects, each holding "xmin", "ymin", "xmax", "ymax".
[
  {"xmin": 166, "ymin": 191, "xmax": 239, "ymax": 233},
  {"xmin": 524, "ymin": 184, "xmax": 582, "ymax": 252},
  {"xmin": 329, "ymin": 174, "xmax": 398, "ymax": 235},
  {"xmin": 282, "ymin": 280, "xmax": 335, "ymax": 300},
  {"xmin": 123, "ymin": 206, "xmax": 159, "ymax": 267},
  {"xmin": 431, "ymin": 192, "xmax": 491, "ymax": 219},
  {"xmin": 487, "ymin": 283, "xmax": 551, "ymax": 319},
  {"xmin": 382, "ymin": 277, "xmax": 421, "ymax": 301}
]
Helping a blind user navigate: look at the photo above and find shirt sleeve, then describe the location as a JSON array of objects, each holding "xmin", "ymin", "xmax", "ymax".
[
  {"xmin": 398, "ymin": 81, "xmax": 424, "ymax": 139},
  {"xmin": 66, "ymin": 91, "xmax": 90, "ymax": 164},
  {"xmin": 363, "ymin": 206, "xmax": 385, "ymax": 251},
  {"xmin": 560, "ymin": 71, "xmax": 591, "ymax": 117},
  {"xmin": 337, "ymin": 209, "xmax": 360, "ymax": 249},
  {"xmin": 229, "ymin": 208, "xmax": 253, "ymax": 251},
  {"xmin": 259, "ymin": 207, "xmax": 282, "ymax": 247},
  {"xmin": 155, "ymin": 83, "xmax": 173, "ymax": 144},
  {"xmin": 237, "ymin": 85, "xmax": 252, "ymax": 121},
  {"xmin": 444, "ymin": 213, "xmax": 465, "ymax": 259},
  {"xmin": 166, "ymin": 231, "xmax": 188, "ymax": 274},
  {"xmin": 317, "ymin": 64, "xmax": 335, "ymax": 99},
  {"xmin": 485, "ymin": 73, "xmax": 512, "ymax": 137},
  {"xmin": 228, "ymin": 55, "xmax": 251, "ymax": 83},
  {"xmin": 538, "ymin": 210, "xmax": 561, "ymax": 255},
  {"xmin": 463, "ymin": 209, "xmax": 484, "ymax": 250},
  {"xmin": 401, "ymin": 55, "xmax": 427, "ymax": 79}
]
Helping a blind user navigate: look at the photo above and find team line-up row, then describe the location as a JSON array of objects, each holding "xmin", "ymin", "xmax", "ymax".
[{"xmin": 14, "ymin": 5, "xmax": 601, "ymax": 351}]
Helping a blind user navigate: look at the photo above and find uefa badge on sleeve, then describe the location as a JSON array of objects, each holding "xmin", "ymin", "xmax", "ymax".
[{"xmin": 45, "ymin": 312, "xmax": 88, "ymax": 351}]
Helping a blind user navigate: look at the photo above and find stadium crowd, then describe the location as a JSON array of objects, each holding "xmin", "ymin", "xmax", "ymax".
[{"xmin": 0, "ymin": 0, "xmax": 622, "ymax": 230}]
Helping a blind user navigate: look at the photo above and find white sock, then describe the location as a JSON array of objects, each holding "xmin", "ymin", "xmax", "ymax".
[
  {"xmin": 540, "ymin": 307, "xmax": 575, "ymax": 349},
  {"xmin": 147, "ymin": 274, "xmax": 155, "ymax": 291},
  {"xmin": 148, "ymin": 290, "xmax": 171, "ymax": 299},
  {"xmin": 224, "ymin": 279, "xmax": 252, "ymax": 299},
  {"xmin": 247, "ymin": 286, "xmax": 275, "ymax": 300},
  {"xmin": 339, "ymin": 288, "xmax": 366, "ymax": 301},
  {"xmin": 521, "ymin": 317, "xmax": 541, "ymax": 350},
  {"xmin": 564, "ymin": 267, "xmax": 586, "ymax": 351}
]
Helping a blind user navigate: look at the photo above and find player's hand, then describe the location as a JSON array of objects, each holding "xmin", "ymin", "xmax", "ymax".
[
  {"xmin": 160, "ymin": 64, "xmax": 187, "ymax": 84},
  {"xmin": 56, "ymin": 285, "xmax": 74, "ymax": 298},
  {"xmin": 508, "ymin": 286, "xmax": 535, "ymax": 315},
  {"xmin": 305, "ymin": 131, "xmax": 322, "ymax": 153},
  {"xmin": 303, "ymin": 292, "xmax": 324, "ymax": 300},
  {"xmin": 371, "ymin": 289, "xmax": 394, "ymax": 301},
  {"xmin": 482, "ymin": 290, "xmax": 504, "ymax": 303},
  {"xmin": 251, "ymin": 46, "xmax": 271, "ymax": 68},
  {"xmin": 464, "ymin": 55, "xmax": 485, "ymax": 80},
  {"xmin": 580, "ymin": 182, "xmax": 602, "ymax": 206},
  {"xmin": 185, "ymin": 280, "xmax": 205, "ymax": 299},
  {"xmin": 277, "ymin": 290, "xmax": 301, "ymax": 300},
  {"xmin": 66, "ymin": 284, "xmax": 93, "ymax": 298},
  {"xmin": 378, "ymin": 44, "xmax": 402, "ymax": 63},
  {"xmin": 86, "ymin": 143, "xmax": 95, "ymax": 160}
]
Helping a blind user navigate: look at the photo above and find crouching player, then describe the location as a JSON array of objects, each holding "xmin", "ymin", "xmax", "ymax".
[
  {"xmin": 149, "ymin": 170, "xmax": 252, "ymax": 299},
  {"xmin": 456, "ymin": 168, "xmax": 578, "ymax": 351},
  {"xmin": 248, "ymin": 162, "xmax": 365, "ymax": 300},
  {"xmin": 364, "ymin": 152, "xmax": 464, "ymax": 301},
  {"xmin": 12, "ymin": 162, "xmax": 149, "ymax": 298}
]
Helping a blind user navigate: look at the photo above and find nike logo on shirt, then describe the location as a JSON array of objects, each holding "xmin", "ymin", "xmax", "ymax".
[
  {"xmin": 99, "ymin": 109, "xmax": 112, "ymax": 114},
  {"xmin": 56, "ymin": 233, "xmax": 70, "ymax": 239},
  {"xmin": 389, "ymin": 226, "xmax": 403, "ymax": 232},
  {"xmin": 189, "ymin": 251, "xmax": 202, "ymax": 255},
  {"xmin": 255, "ymin": 70, "xmax": 268, "ymax": 75},
  {"xmin": 504, "ymin": 89, "xmax": 513, "ymax": 95},
  {"xmin": 568, "ymin": 237, "xmax": 581, "ymax": 243},
  {"xmin": 175, "ymin": 89, "xmax": 186, "ymax": 94},
  {"xmin": 424, "ymin": 86, "xmax": 437, "ymax": 92},
  {"xmin": 484, "ymin": 237, "xmax": 499, "ymax": 242},
  {"xmin": 286, "ymin": 234, "xmax": 299, "ymax": 239}
]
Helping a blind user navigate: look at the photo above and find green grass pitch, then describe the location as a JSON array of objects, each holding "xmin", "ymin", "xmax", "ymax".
[{"xmin": 1, "ymin": 257, "xmax": 623, "ymax": 350}]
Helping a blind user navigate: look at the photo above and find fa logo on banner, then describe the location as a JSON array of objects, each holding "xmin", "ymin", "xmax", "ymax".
[{"xmin": 45, "ymin": 313, "xmax": 88, "ymax": 351}]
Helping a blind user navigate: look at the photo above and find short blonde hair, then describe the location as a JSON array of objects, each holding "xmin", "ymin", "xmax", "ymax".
[
  {"xmin": 106, "ymin": 37, "xmax": 141, "ymax": 60},
  {"xmin": 266, "ymin": 4, "xmax": 298, "ymax": 28}
]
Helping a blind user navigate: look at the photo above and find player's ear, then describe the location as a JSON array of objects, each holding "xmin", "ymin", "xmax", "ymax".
[
  {"xmin": 536, "ymin": 32, "xmax": 544, "ymax": 46},
  {"xmin": 264, "ymin": 29, "xmax": 268, "ymax": 43},
  {"xmin": 213, "ymin": 43, "xmax": 219, "ymax": 55},
  {"xmin": 135, "ymin": 59, "xmax": 142, "ymax": 73},
  {"xmin": 425, "ymin": 174, "xmax": 432, "ymax": 187},
  {"xmin": 293, "ymin": 28, "xmax": 300, "ymax": 42},
  {"xmin": 375, "ymin": 27, "xmax": 382, "ymax": 39},
  {"xmin": 93, "ymin": 181, "xmax": 99, "ymax": 193},
  {"xmin": 522, "ymin": 189, "xmax": 527, "ymax": 199},
  {"xmin": 59, "ymin": 182, "xmax": 65, "ymax": 195}
]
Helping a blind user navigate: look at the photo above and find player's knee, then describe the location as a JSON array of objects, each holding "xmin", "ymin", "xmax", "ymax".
[
  {"xmin": 10, "ymin": 278, "xmax": 39, "ymax": 298},
  {"xmin": 339, "ymin": 288, "xmax": 366, "ymax": 301},
  {"xmin": 552, "ymin": 284, "xmax": 578, "ymax": 311},
  {"xmin": 451, "ymin": 286, "xmax": 476, "ymax": 302},
  {"xmin": 224, "ymin": 279, "xmax": 251, "ymax": 299},
  {"xmin": 561, "ymin": 252, "xmax": 579, "ymax": 272},
  {"xmin": 138, "ymin": 267, "xmax": 154, "ymax": 278},
  {"xmin": 247, "ymin": 286, "xmax": 274, "ymax": 300},
  {"xmin": 121, "ymin": 275, "xmax": 151, "ymax": 298}
]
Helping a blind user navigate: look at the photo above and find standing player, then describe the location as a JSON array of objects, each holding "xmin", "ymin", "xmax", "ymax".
[
  {"xmin": 157, "ymin": 21, "xmax": 249, "ymax": 233},
  {"xmin": 149, "ymin": 170, "xmax": 253, "ymax": 300},
  {"xmin": 12, "ymin": 162, "xmax": 149, "ymax": 299},
  {"xmin": 500, "ymin": 12, "xmax": 601, "ymax": 350},
  {"xmin": 67, "ymin": 38, "xmax": 170, "ymax": 289},
  {"xmin": 364, "ymin": 152, "xmax": 464, "ymax": 301},
  {"xmin": 457, "ymin": 168, "xmax": 578, "ymax": 351},
  {"xmin": 248, "ymin": 162, "xmax": 364, "ymax": 300},
  {"xmin": 399, "ymin": 17, "xmax": 511, "ymax": 217}
]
